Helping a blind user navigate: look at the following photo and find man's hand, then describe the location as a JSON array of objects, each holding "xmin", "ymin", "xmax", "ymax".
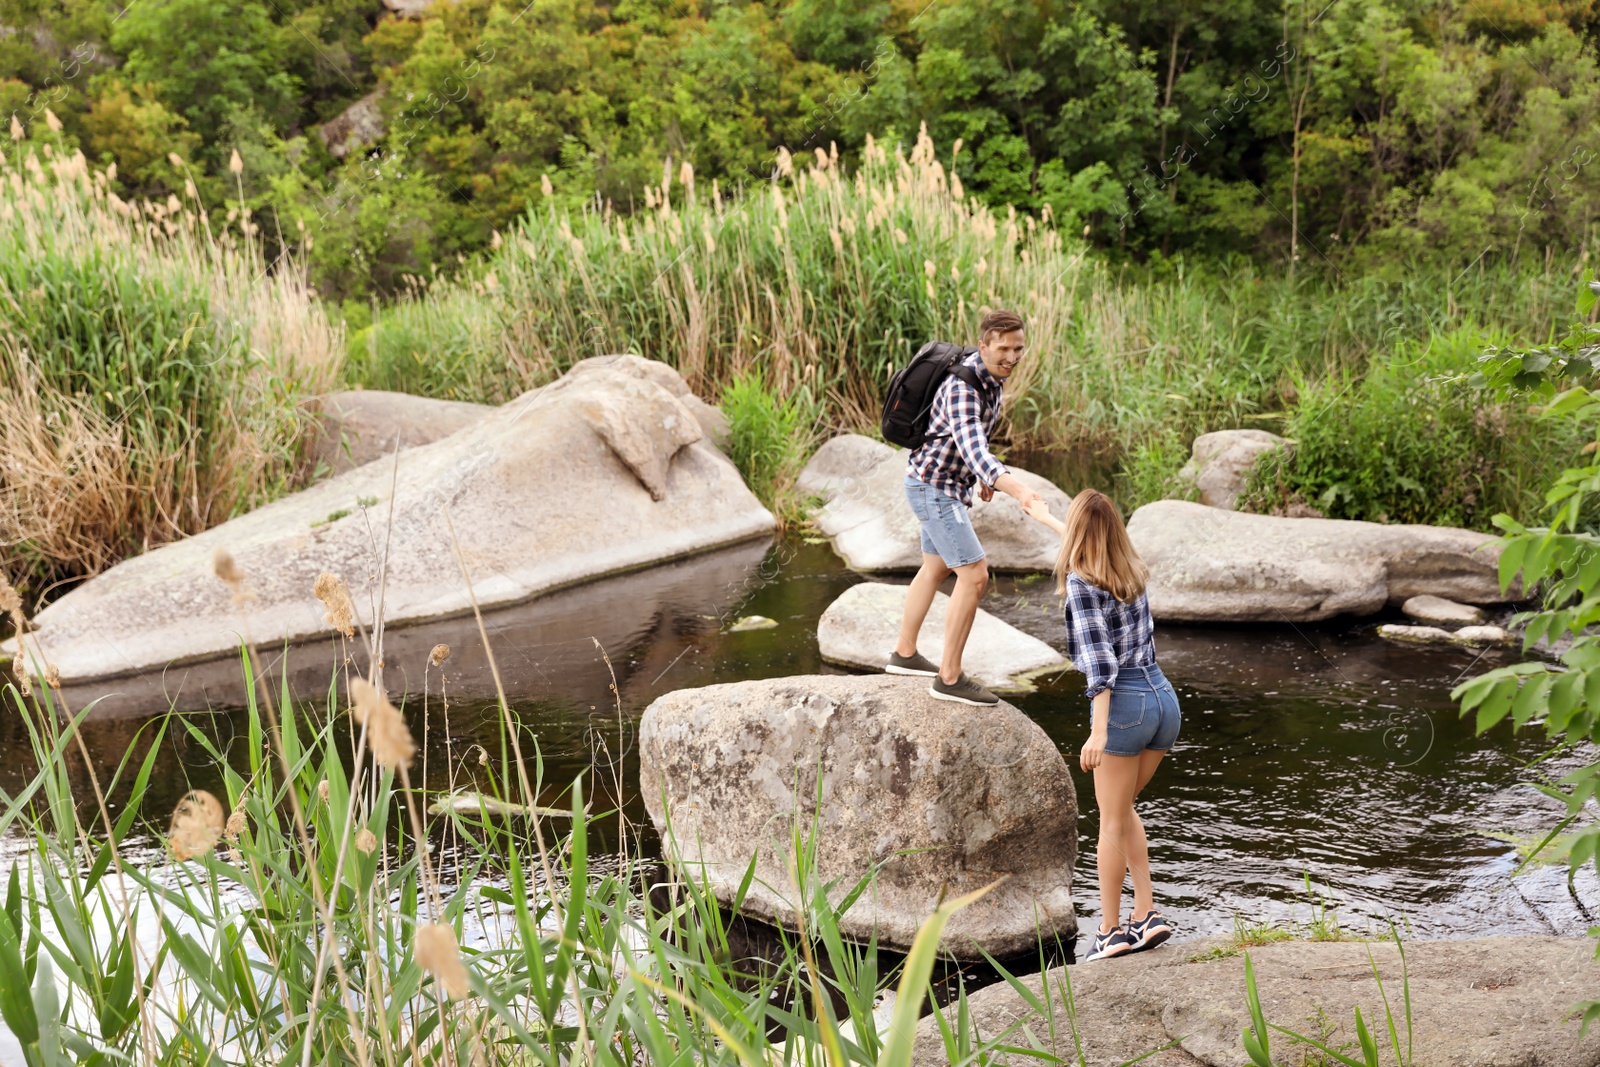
[
  {"xmin": 978, "ymin": 483, "xmax": 995, "ymax": 502},
  {"xmin": 992, "ymin": 472, "xmax": 1039, "ymax": 512}
]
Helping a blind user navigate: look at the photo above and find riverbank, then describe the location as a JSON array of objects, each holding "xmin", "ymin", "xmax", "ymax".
[{"xmin": 0, "ymin": 142, "xmax": 1583, "ymax": 613}]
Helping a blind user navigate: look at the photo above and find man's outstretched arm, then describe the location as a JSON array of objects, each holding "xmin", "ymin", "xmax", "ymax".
[{"xmin": 948, "ymin": 382, "xmax": 1039, "ymax": 509}]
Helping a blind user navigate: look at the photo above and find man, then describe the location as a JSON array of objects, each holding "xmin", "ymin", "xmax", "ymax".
[{"xmin": 886, "ymin": 309, "xmax": 1041, "ymax": 706}]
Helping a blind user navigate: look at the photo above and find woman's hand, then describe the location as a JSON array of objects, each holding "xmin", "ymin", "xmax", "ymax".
[
  {"xmin": 1024, "ymin": 498, "xmax": 1052, "ymax": 522},
  {"xmin": 1080, "ymin": 731, "xmax": 1107, "ymax": 772}
]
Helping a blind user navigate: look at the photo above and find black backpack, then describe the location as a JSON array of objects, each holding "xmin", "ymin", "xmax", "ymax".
[{"xmin": 881, "ymin": 342, "xmax": 982, "ymax": 449}]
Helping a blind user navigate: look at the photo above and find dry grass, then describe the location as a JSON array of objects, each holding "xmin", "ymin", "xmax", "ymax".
[{"xmin": 0, "ymin": 146, "xmax": 343, "ymax": 611}]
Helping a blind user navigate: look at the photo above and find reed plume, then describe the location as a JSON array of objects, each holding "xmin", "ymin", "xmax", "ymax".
[
  {"xmin": 429, "ymin": 644, "xmax": 451, "ymax": 666},
  {"xmin": 168, "ymin": 789, "xmax": 225, "ymax": 861},
  {"xmin": 314, "ymin": 572, "xmax": 356, "ymax": 638},
  {"xmin": 349, "ymin": 676, "xmax": 416, "ymax": 768},
  {"xmin": 415, "ymin": 923, "xmax": 470, "ymax": 1000}
]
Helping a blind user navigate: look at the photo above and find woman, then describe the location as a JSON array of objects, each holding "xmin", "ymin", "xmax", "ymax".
[{"xmin": 1025, "ymin": 489, "xmax": 1180, "ymax": 961}]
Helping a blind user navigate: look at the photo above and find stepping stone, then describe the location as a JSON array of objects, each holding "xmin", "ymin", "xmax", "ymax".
[
  {"xmin": 1402, "ymin": 594, "xmax": 1487, "ymax": 625},
  {"xmin": 1379, "ymin": 623, "xmax": 1515, "ymax": 647},
  {"xmin": 817, "ymin": 582, "xmax": 1070, "ymax": 692}
]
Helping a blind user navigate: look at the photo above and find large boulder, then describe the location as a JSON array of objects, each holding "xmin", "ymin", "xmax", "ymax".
[
  {"xmin": 1127, "ymin": 500, "xmax": 1507, "ymax": 622},
  {"xmin": 10, "ymin": 356, "xmax": 776, "ymax": 686},
  {"xmin": 638, "ymin": 675, "xmax": 1078, "ymax": 959},
  {"xmin": 912, "ymin": 935, "xmax": 1600, "ymax": 1067},
  {"xmin": 797, "ymin": 434, "xmax": 1071, "ymax": 572},
  {"xmin": 1177, "ymin": 429, "xmax": 1289, "ymax": 510},
  {"xmin": 307, "ymin": 389, "xmax": 492, "ymax": 475},
  {"xmin": 817, "ymin": 582, "xmax": 1069, "ymax": 692}
]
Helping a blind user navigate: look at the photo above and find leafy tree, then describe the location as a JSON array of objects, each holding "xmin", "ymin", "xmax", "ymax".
[{"xmin": 109, "ymin": 0, "xmax": 299, "ymax": 160}]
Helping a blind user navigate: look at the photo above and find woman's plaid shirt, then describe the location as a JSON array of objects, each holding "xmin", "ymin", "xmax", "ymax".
[
  {"xmin": 1065, "ymin": 573, "xmax": 1157, "ymax": 699},
  {"xmin": 905, "ymin": 352, "xmax": 1007, "ymax": 506}
]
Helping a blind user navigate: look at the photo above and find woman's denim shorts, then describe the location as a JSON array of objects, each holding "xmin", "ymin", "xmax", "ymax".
[
  {"xmin": 1103, "ymin": 663, "xmax": 1182, "ymax": 756},
  {"xmin": 904, "ymin": 475, "xmax": 986, "ymax": 568}
]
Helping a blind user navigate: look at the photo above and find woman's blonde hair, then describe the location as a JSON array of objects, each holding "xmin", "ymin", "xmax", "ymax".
[{"xmin": 1053, "ymin": 488, "xmax": 1148, "ymax": 602}]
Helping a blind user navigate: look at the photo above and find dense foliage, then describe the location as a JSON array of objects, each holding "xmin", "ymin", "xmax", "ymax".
[
  {"xmin": 4, "ymin": 0, "xmax": 1598, "ymax": 301},
  {"xmin": 1453, "ymin": 280, "xmax": 1600, "ymax": 1034},
  {"xmin": 1239, "ymin": 328, "xmax": 1583, "ymax": 527}
]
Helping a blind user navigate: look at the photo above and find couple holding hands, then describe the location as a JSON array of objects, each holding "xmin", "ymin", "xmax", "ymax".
[{"xmin": 883, "ymin": 309, "xmax": 1181, "ymax": 963}]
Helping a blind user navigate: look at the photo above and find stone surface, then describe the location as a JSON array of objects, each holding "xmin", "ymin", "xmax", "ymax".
[
  {"xmin": 1178, "ymin": 429, "xmax": 1289, "ymax": 510},
  {"xmin": 9, "ymin": 356, "xmax": 776, "ymax": 686},
  {"xmin": 318, "ymin": 87, "xmax": 386, "ymax": 159},
  {"xmin": 1379, "ymin": 623, "xmax": 1516, "ymax": 647},
  {"xmin": 638, "ymin": 675, "xmax": 1077, "ymax": 959},
  {"xmin": 1403, "ymin": 593, "xmax": 1488, "ymax": 624},
  {"xmin": 913, "ymin": 936, "xmax": 1600, "ymax": 1067},
  {"xmin": 796, "ymin": 434, "xmax": 1072, "ymax": 572},
  {"xmin": 307, "ymin": 389, "xmax": 492, "ymax": 475},
  {"xmin": 817, "ymin": 582, "xmax": 1069, "ymax": 692},
  {"xmin": 1127, "ymin": 500, "xmax": 1508, "ymax": 622}
]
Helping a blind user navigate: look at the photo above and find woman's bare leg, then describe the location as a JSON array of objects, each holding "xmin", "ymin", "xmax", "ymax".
[
  {"xmin": 1092, "ymin": 753, "xmax": 1141, "ymax": 932},
  {"xmin": 1127, "ymin": 749, "xmax": 1166, "ymax": 918}
]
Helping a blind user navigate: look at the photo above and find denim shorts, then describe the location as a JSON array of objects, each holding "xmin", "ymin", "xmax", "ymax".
[
  {"xmin": 1102, "ymin": 663, "xmax": 1182, "ymax": 757},
  {"xmin": 904, "ymin": 475, "xmax": 985, "ymax": 568}
]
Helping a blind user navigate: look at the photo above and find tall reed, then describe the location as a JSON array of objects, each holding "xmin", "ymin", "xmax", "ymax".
[
  {"xmin": 0, "ymin": 145, "xmax": 343, "ymax": 609},
  {"xmin": 0, "ymin": 553, "xmax": 1135, "ymax": 1067},
  {"xmin": 353, "ymin": 128, "xmax": 1577, "ymax": 464}
]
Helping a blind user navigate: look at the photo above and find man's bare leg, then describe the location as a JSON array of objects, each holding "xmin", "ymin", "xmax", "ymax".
[
  {"xmin": 895, "ymin": 553, "xmax": 951, "ymax": 658},
  {"xmin": 939, "ymin": 558, "xmax": 989, "ymax": 684}
]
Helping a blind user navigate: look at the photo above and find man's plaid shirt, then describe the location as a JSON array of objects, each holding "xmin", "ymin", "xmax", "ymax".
[
  {"xmin": 905, "ymin": 351, "xmax": 1007, "ymax": 506},
  {"xmin": 1065, "ymin": 573, "xmax": 1157, "ymax": 700}
]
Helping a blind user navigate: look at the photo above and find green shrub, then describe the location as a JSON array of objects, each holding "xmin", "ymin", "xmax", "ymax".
[
  {"xmin": 720, "ymin": 372, "xmax": 820, "ymax": 520},
  {"xmin": 1238, "ymin": 329, "xmax": 1580, "ymax": 529}
]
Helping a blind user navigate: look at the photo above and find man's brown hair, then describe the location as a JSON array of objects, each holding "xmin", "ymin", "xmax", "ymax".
[{"xmin": 979, "ymin": 309, "xmax": 1025, "ymax": 341}]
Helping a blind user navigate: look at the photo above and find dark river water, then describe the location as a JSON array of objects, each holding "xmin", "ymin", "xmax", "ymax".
[{"xmin": 4, "ymin": 533, "xmax": 1596, "ymax": 944}]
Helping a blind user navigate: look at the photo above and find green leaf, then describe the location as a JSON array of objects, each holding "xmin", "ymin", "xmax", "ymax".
[
  {"xmin": 0, "ymin": 904, "xmax": 38, "ymax": 1046},
  {"xmin": 877, "ymin": 878, "xmax": 1003, "ymax": 1067}
]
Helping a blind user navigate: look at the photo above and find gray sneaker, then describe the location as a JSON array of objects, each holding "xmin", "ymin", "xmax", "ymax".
[
  {"xmin": 885, "ymin": 651, "xmax": 939, "ymax": 676},
  {"xmin": 928, "ymin": 672, "xmax": 999, "ymax": 706}
]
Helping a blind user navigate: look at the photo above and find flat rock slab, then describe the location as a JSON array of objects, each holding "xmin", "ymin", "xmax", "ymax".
[
  {"xmin": 638, "ymin": 675, "xmax": 1078, "ymax": 959},
  {"xmin": 1403, "ymin": 593, "xmax": 1488, "ymax": 624},
  {"xmin": 914, "ymin": 936, "xmax": 1600, "ymax": 1067},
  {"xmin": 1127, "ymin": 500, "xmax": 1508, "ymax": 623},
  {"xmin": 12, "ymin": 356, "xmax": 775, "ymax": 686},
  {"xmin": 797, "ymin": 434, "xmax": 1071, "ymax": 572},
  {"xmin": 306, "ymin": 389, "xmax": 493, "ymax": 475},
  {"xmin": 817, "ymin": 582, "xmax": 1070, "ymax": 692}
]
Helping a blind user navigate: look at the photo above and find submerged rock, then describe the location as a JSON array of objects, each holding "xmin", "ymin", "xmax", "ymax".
[
  {"xmin": 728, "ymin": 615, "xmax": 778, "ymax": 632},
  {"xmin": 796, "ymin": 434, "xmax": 1071, "ymax": 572},
  {"xmin": 1178, "ymin": 428, "xmax": 1289, "ymax": 510},
  {"xmin": 307, "ymin": 389, "xmax": 492, "ymax": 475},
  {"xmin": 1379, "ymin": 623, "xmax": 1515, "ymax": 647},
  {"xmin": 817, "ymin": 582, "xmax": 1069, "ymax": 692},
  {"xmin": 1127, "ymin": 501, "xmax": 1508, "ymax": 623},
  {"xmin": 912, "ymin": 935, "xmax": 1600, "ymax": 1067},
  {"xmin": 1402, "ymin": 593, "xmax": 1487, "ymax": 625},
  {"xmin": 638, "ymin": 675, "xmax": 1078, "ymax": 959},
  {"xmin": 11, "ymin": 356, "xmax": 775, "ymax": 687}
]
